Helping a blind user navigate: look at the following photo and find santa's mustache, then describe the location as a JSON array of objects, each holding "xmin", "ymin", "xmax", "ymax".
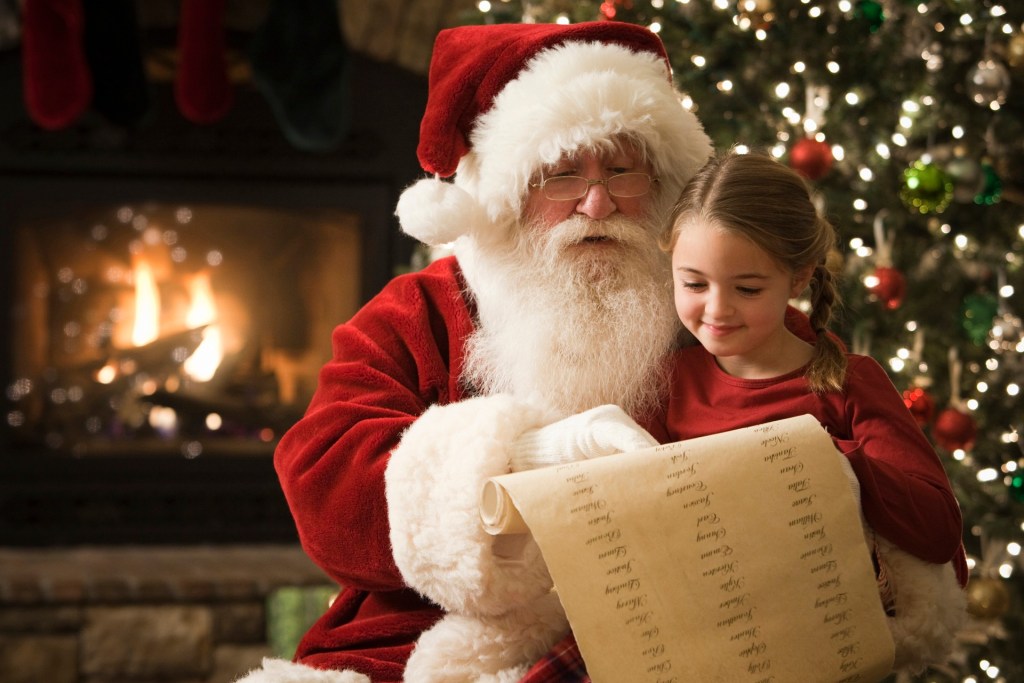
[{"xmin": 533, "ymin": 213, "xmax": 656, "ymax": 253}]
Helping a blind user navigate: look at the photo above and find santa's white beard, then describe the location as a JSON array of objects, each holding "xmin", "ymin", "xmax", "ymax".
[{"xmin": 461, "ymin": 213, "xmax": 680, "ymax": 421}]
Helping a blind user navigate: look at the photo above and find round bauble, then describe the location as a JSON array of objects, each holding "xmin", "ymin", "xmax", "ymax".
[
  {"xmin": 966, "ymin": 576, "xmax": 1011, "ymax": 619},
  {"xmin": 789, "ymin": 138, "xmax": 833, "ymax": 180},
  {"xmin": 974, "ymin": 162, "xmax": 1002, "ymax": 205},
  {"xmin": 988, "ymin": 311, "xmax": 1024, "ymax": 353},
  {"xmin": 1011, "ymin": 474, "xmax": 1024, "ymax": 503},
  {"xmin": 902, "ymin": 386, "xmax": 935, "ymax": 427},
  {"xmin": 932, "ymin": 408, "xmax": 977, "ymax": 451},
  {"xmin": 866, "ymin": 266, "xmax": 905, "ymax": 309},
  {"xmin": 854, "ymin": 0, "xmax": 885, "ymax": 32},
  {"xmin": 1007, "ymin": 32, "xmax": 1024, "ymax": 71},
  {"xmin": 967, "ymin": 59, "xmax": 1011, "ymax": 107},
  {"xmin": 961, "ymin": 292, "xmax": 999, "ymax": 346},
  {"xmin": 900, "ymin": 160, "xmax": 953, "ymax": 214}
]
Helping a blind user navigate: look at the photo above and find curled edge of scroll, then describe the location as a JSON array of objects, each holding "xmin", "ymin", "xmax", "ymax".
[{"xmin": 480, "ymin": 477, "xmax": 527, "ymax": 535}]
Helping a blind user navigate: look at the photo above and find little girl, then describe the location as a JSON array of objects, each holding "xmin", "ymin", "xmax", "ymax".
[{"xmin": 663, "ymin": 151, "xmax": 967, "ymax": 671}]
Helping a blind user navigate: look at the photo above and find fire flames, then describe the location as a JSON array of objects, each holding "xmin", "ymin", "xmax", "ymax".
[
  {"xmin": 117, "ymin": 253, "xmax": 224, "ymax": 383},
  {"xmin": 181, "ymin": 271, "xmax": 223, "ymax": 382}
]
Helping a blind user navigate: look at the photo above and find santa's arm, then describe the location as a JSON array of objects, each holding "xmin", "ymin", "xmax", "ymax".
[
  {"xmin": 274, "ymin": 260, "xmax": 480, "ymax": 591},
  {"xmin": 386, "ymin": 395, "xmax": 555, "ymax": 616},
  {"xmin": 277, "ymin": 259, "xmax": 560, "ymax": 613}
]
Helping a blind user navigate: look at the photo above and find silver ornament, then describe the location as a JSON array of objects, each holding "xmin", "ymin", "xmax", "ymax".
[
  {"xmin": 988, "ymin": 311, "xmax": 1024, "ymax": 353},
  {"xmin": 967, "ymin": 59, "xmax": 1011, "ymax": 106}
]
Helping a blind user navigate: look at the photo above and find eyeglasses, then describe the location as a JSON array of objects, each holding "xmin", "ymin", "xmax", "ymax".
[{"xmin": 529, "ymin": 173, "xmax": 659, "ymax": 201}]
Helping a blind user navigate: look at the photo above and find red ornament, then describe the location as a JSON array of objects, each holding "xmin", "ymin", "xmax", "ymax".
[
  {"xmin": 933, "ymin": 408, "xmax": 977, "ymax": 451},
  {"xmin": 902, "ymin": 386, "xmax": 935, "ymax": 427},
  {"xmin": 789, "ymin": 138, "xmax": 834, "ymax": 180},
  {"xmin": 867, "ymin": 266, "xmax": 906, "ymax": 309},
  {"xmin": 600, "ymin": 0, "xmax": 633, "ymax": 19}
]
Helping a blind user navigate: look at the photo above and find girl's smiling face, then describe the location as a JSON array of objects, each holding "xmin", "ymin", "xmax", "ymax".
[{"xmin": 671, "ymin": 220, "xmax": 812, "ymax": 378}]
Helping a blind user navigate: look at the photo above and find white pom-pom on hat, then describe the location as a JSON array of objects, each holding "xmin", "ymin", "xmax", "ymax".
[{"xmin": 395, "ymin": 177, "xmax": 490, "ymax": 247}]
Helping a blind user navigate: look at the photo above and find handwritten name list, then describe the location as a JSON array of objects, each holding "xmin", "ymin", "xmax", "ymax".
[{"xmin": 481, "ymin": 414, "xmax": 895, "ymax": 683}]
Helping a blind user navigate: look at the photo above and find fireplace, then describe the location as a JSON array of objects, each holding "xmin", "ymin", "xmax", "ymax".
[
  {"xmin": 0, "ymin": 30, "xmax": 431, "ymax": 542},
  {"xmin": 0, "ymin": 171, "xmax": 401, "ymax": 545}
]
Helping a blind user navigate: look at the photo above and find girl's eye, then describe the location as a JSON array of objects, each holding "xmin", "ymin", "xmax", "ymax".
[
  {"xmin": 681, "ymin": 281, "xmax": 706, "ymax": 291},
  {"xmin": 737, "ymin": 287, "xmax": 763, "ymax": 296}
]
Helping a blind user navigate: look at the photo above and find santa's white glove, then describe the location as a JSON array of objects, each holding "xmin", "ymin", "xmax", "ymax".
[{"xmin": 509, "ymin": 404, "xmax": 658, "ymax": 472}]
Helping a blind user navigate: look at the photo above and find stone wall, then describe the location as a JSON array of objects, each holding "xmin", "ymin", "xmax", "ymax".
[{"xmin": 0, "ymin": 546, "xmax": 335, "ymax": 683}]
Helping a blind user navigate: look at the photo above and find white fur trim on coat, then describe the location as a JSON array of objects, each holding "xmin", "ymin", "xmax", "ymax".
[
  {"xmin": 876, "ymin": 535, "xmax": 966, "ymax": 674},
  {"xmin": 232, "ymin": 658, "xmax": 369, "ymax": 683},
  {"xmin": 386, "ymin": 394, "xmax": 555, "ymax": 617},
  {"xmin": 404, "ymin": 591, "xmax": 569, "ymax": 683}
]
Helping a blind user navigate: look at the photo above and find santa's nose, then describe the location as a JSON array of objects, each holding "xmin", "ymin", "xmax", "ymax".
[{"xmin": 575, "ymin": 182, "xmax": 617, "ymax": 220}]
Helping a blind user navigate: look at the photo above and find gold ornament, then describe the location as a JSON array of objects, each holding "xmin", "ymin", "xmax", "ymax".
[
  {"xmin": 738, "ymin": 0, "xmax": 775, "ymax": 27},
  {"xmin": 1006, "ymin": 32, "xmax": 1024, "ymax": 71},
  {"xmin": 965, "ymin": 576, "xmax": 1011, "ymax": 619}
]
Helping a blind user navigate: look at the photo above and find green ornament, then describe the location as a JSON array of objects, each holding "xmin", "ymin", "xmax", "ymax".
[
  {"xmin": 900, "ymin": 160, "xmax": 954, "ymax": 214},
  {"xmin": 974, "ymin": 162, "xmax": 1002, "ymax": 205},
  {"xmin": 961, "ymin": 292, "xmax": 999, "ymax": 345},
  {"xmin": 1010, "ymin": 473, "xmax": 1024, "ymax": 503},
  {"xmin": 854, "ymin": 0, "xmax": 885, "ymax": 32}
]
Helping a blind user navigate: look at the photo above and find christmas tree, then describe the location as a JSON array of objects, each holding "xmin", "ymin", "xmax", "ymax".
[{"xmin": 457, "ymin": 1, "xmax": 1023, "ymax": 680}]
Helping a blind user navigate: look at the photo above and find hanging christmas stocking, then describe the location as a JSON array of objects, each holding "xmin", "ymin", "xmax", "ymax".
[
  {"xmin": 82, "ymin": 0, "xmax": 149, "ymax": 127},
  {"xmin": 250, "ymin": 0, "xmax": 353, "ymax": 152},
  {"xmin": 21, "ymin": 0, "xmax": 92, "ymax": 130},
  {"xmin": 174, "ymin": 0, "xmax": 233, "ymax": 124}
]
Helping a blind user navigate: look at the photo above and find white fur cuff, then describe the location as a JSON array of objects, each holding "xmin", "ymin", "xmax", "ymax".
[
  {"xmin": 233, "ymin": 658, "xmax": 369, "ymax": 683},
  {"xmin": 386, "ymin": 394, "xmax": 556, "ymax": 616},
  {"xmin": 404, "ymin": 592, "xmax": 569, "ymax": 683},
  {"xmin": 877, "ymin": 536, "xmax": 966, "ymax": 674}
]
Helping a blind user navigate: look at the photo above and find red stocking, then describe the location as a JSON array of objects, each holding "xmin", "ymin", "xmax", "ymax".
[
  {"xmin": 174, "ymin": 0, "xmax": 233, "ymax": 124},
  {"xmin": 21, "ymin": 0, "xmax": 92, "ymax": 130}
]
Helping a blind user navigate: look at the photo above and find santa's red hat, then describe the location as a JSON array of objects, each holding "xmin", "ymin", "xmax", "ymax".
[{"xmin": 396, "ymin": 21, "xmax": 713, "ymax": 247}]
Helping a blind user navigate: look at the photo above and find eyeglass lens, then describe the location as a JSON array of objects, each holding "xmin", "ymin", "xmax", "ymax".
[{"xmin": 541, "ymin": 173, "xmax": 652, "ymax": 200}]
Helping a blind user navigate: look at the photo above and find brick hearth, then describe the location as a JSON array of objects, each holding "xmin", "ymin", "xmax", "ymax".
[{"xmin": 0, "ymin": 545, "xmax": 335, "ymax": 683}]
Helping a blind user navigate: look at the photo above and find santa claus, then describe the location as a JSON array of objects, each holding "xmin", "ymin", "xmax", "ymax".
[{"xmin": 235, "ymin": 20, "xmax": 712, "ymax": 683}]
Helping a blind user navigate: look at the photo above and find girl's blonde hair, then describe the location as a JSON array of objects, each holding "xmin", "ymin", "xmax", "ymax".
[{"xmin": 662, "ymin": 151, "xmax": 847, "ymax": 393}]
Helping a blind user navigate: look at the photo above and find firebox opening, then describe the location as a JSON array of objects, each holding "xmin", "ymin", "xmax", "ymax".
[{"xmin": 10, "ymin": 202, "xmax": 361, "ymax": 459}]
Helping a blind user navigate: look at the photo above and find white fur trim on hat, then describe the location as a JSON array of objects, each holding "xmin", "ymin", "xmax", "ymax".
[{"xmin": 464, "ymin": 39, "xmax": 712, "ymax": 228}]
